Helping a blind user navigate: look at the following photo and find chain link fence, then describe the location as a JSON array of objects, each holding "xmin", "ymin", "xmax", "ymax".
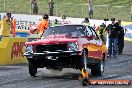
[{"xmin": 0, "ymin": 0, "xmax": 132, "ymax": 21}]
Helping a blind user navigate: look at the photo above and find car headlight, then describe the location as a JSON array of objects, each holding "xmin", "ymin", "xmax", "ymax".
[
  {"xmin": 26, "ymin": 45, "xmax": 33, "ymax": 53},
  {"xmin": 68, "ymin": 42, "xmax": 78, "ymax": 51}
]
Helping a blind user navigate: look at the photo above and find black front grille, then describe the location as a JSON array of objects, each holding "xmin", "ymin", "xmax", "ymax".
[{"xmin": 35, "ymin": 44, "xmax": 67, "ymax": 53}]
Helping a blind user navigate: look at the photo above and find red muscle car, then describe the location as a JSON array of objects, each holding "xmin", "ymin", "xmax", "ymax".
[{"xmin": 24, "ymin": 24, "xmax": 108, "ymax": 77}]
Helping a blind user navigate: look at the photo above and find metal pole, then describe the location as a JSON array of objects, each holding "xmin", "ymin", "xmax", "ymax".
[
  {"xmin": 82, "ymin": 5, "xmax": 84, "ymax": 17},
  {"xmin": 4, "ymin": 0, "xmax": 6, "ymax": 12},
  {"xmin": 49, "ymin": 0, "xmax": 54, "ymax": 16},
  {"xmin": 62, "ymin": 0, "xmax": 64, "ymax": 14},
  {"xmin": 55, "ymin": 0, "xmax": 57, "ymax": 16},
  {"xmin": 13, "ymin": 0, "xmax": 15, "ymax": 13},
  {"xmin": 106, "ymin": 5, "xmax": 109, "ymax": 18},
  {"xmin": 30, "ymin": 0, "xmax": 32, "ymax": 14},
  {"xmin": 131, "ymin": 6, "xmax": 132, "ymax": 22}
]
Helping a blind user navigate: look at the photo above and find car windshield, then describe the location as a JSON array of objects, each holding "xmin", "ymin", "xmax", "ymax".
[{"xmin": 43, "ymin": 25, "xmax": 86, "ymax": 37}]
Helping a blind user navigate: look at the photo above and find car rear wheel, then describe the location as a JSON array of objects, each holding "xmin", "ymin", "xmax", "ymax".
[
  {"xmin": 91, "ymin": 55, "xmax": 105, "ymax": 76},
  {"xmin": 29, "ymin": 61, "xmax": 37, "ymax": 77}
]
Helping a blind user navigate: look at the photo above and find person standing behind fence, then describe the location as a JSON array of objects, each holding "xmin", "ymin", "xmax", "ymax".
[
  {"xmin": 88, "ymin": 0, "xmax": 93, "ymax": 19},
  {"xmin": 107, "ymin": 18, "xmax": 119, "ymax": 58},
  {"xmin": 31, "ymin": 0, "xmax": 38, "ymax": 14}
]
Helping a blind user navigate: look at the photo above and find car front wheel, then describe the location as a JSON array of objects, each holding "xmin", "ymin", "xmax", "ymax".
[{"xmin": 28, "ymin": 61, "xmax": 37, "ymax": 77}]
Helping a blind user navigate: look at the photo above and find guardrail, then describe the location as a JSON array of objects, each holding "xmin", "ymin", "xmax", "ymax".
[{"xmin": 0, "ymin": 37, "xmax": 27, "ymax": 65}]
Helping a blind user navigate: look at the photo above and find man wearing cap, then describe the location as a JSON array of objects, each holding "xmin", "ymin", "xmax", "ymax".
[
  {"xmin": 82, "ymin": 17, "xmax": 90, "ymax": 26},
  {"xmin": 0, "ymin": 13, "xmax": 13, "ymax": 40},
  {"xmin": 107, "ymin": 18, "xmax": 119, "ymax": 58},
  {"xmin": 37, "ymin": 14, "xmax": 49, "ymax": 37}
]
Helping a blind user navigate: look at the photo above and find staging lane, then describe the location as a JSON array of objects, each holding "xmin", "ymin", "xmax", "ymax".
[{"xmin": 0, "ymin": 41, "xmax": 132, "ymax": 88}]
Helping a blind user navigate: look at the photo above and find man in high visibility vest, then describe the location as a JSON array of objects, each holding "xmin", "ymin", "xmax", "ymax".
[
  {"xmin": 37, "ymin": 14, "xmax": 49, "ymax": 37},
  {"xmin": 97, "ymin": 23, "xmax": 107, "ymax": 44}
]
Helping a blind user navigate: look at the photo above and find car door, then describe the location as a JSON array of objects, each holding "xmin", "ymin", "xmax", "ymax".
[{"xmin": 86, "ymin": 27, "xmax": 103, "ymax": 59}]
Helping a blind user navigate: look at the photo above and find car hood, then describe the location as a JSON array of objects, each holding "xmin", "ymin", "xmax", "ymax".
[{"xmin": 25, "ymin": 35, "xmax": 78, "ymax": 45}]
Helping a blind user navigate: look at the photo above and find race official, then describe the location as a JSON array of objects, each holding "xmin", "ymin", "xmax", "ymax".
[
  {"xmin": 37, "ymin": 14, "xmax": 49, "ymax": 36},
  {"xmin": 0, "ymin": 13, "xmax": 13, "ymax": 40},
  {"xmin": 98, "ymin": 23, "xmax": 107, "ymax": 44},
  {"xmin": 107, "ymin": 18, "xmax": 119, "ymax": 58}
]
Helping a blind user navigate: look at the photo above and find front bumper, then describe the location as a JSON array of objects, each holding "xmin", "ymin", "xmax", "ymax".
[
  {"xmin": 23, "ymin": 51, "xmax": 99, "ymax": 68},
  {"xmin": 23, "ymin": 50, "xmax": 81, "ymax": 59}
]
